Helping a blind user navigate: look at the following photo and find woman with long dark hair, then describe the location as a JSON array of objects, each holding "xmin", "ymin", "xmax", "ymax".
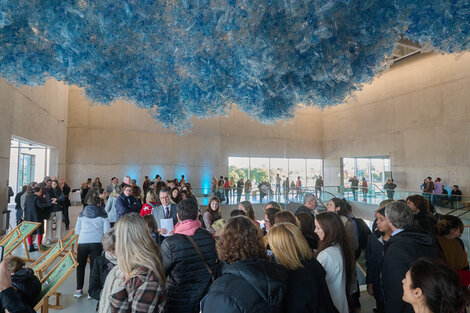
[
  {"xmin": 45, "ymin": 179, "xmax": 65, "ymax": 244},
  {"xmin": 314, "ymin": 212, "xmax": 354, "ymax": 313},
  {"xmin": 238, "ymin": 201, "xmax": 259, "ymax": 227},
  {"xmin": 406, "ymin": 195, "xmax": 437, "ymax": 235},
  {"xmin": 170, "ymin": 187, "xmax": 181, "ymax": 204},
  {"xmin": 203, "ymin": 197, "xmax": 221, "ymax": 234},
  {"xmin": 437, "ymin": 215, "xmax": 468, "ymax": 271},
  {"xmin": 402, "ymin": 258, "xmax": 470, "ymax": 313},
  {"xmin": 365, "ymin": 206, "xmax": 392, "ymax": 313}
]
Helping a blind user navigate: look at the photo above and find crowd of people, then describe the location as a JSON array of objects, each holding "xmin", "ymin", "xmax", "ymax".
[
  {"xmin": 210, "ymin": 175, "xmax": 324, "ymax": 203},
  {"xmin": 420, "ymin": 176, "xmax": 463, "ymax": 208},
  {"xmin": 10, "ymin": 176, "xmax": 72, "ymax": 252},
  {"xmin": 1, "ymin": 173, "xmax": 470, "ymax": 313}
]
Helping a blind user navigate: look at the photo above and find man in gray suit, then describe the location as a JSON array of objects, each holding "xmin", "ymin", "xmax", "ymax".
[
  {"xmin": 106, "ymin": 177, "xmax": 121, "ymax": 194},
  {"xmin": 152, "ymin": 187, "xmax": 178, "ymax": 235}
]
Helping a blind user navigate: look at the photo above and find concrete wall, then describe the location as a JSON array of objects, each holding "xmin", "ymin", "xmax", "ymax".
[
  {"xmin": 0, "ymin": 79, "xmax": 69, "ymax": 233},
  {"xmin": 66, "ymin": 86, "xmax": 323, "ymax": 189},
  {"xmin": 3, "ymin": 50, "xmax": 470, "ymax": 234},
  {"xmin": 322, "ymin": 52, "xmax": 470, "ymax": 193}
]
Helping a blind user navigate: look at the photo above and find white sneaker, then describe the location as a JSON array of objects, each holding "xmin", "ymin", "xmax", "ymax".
[
  {"xmin": 73, "ymin": 290, "xmax": 83, "ymax": 298},
  {"xmin": 87, "ymin": 295, "xmax": 92, "ymax": 300}
]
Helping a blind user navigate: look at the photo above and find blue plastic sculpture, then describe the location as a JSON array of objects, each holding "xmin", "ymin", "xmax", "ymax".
[{"xmin": 0, "ymin": 0, "xmax": 469, "ymax": 132}]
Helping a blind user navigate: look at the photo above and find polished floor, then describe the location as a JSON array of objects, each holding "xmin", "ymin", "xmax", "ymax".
[{"xmin": 4, "ymin": 204, "xmax": 378, "ymax": 313}]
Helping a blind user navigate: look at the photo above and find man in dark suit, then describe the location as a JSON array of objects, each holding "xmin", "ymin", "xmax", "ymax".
[
  {"xmin": 152, "ymin": 187, "xmax": 177, "ymax": 235},
  {"xmin": 382, "ymin": 201, "xmax": 440, "ymax": 313}
]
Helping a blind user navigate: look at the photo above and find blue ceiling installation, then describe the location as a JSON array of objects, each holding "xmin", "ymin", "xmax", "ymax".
[{"xmin": 0, "ymin": 0, "xmax": 469, "ymax": 132}]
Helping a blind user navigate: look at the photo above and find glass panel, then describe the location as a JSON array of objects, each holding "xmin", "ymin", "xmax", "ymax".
[
  {"xmin": 18, "ymin": 154, "xmax": 35, "ymax": 188},
  {"xmin": 371, "ymin": 158, "xmax": 384, "ymax": 188},
  {"xmin": 356, "ymin": 158, "xmax": 370, "ymax": 182},
  {"xmin": 384, "ymin": 158, "xmax": 391, "ymax": 172},
  {"xmin": 306, "ymin": 159, "xmax": 322, "ymax": 188},
  {"xmin": 343, "ymin": 158, "xmax": 355, "ymax": 186},
  {"xmin": 228, "ymin": 157, "xmax": 249, "ymax": 182},
  {"xmin": 250, "ymin": 158, "xmax": 269, "ymax": 186},
  {"xmin": 288, "ymin": 158, "xmax": 306, "ymax": 189},
  {"xmin": 18, "ymin": 154, "xmax": 24, "ymax": 189},
  {"xmin": 270, "ymin": 158, "xmax": 288, "ymax": 193}
]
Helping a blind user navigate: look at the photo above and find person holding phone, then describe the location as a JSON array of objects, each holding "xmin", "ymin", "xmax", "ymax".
[{"xmin": 0, "ymin": 256, "xmax": 36, "ymax": 313}]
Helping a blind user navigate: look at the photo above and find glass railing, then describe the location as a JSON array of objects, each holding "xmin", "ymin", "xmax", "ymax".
[
  {"xmin": 319, "ymin": 185, "xmax": 470, "ymax": 213},
  {"xmin": 189, "ymin": 187, "xmax": 315, "ymax": 206}
]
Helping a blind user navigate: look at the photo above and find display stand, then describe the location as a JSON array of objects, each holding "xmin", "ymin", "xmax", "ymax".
[
  {"xmin": 61, "ymin": 228, "xmax": 77, "ymax": 257},
  {"xmin": 30, "ymin": 229, "xmax": 78, "ymax": 279},
  {"xmin": 34, "ymin": 251, "xmax": 78, "ymax": 313}
]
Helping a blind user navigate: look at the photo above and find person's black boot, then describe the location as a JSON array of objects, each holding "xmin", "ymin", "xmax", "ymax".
[{"xmin": 29, "ymin": 245, "xmax": 37, "ymax": 252}]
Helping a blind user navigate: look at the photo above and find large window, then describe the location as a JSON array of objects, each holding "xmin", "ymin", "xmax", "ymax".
[
  {"xmin": 228, "ymin": 157, "xmax": 323, "ymax": 188},
  {"xmin": 342, "ymin": 156, "xmax": 391, "ymax": 188},
  {"xmin": 9, "ymin": 138, "xmax": 49, "ymax": 197},
  {"xmin": 307, "ymin": 159, "xmax": 323, "ymax": 187},
  {"xmin": 228, "ymin": 157, "xmax": 249, "ymax": 182},
  {"xmin": 269, "ymin": 158, "xmax": 288, "ymax": 186},
  {"xmin": 289, "ymin": 159, "xmax": 306, "ymax": 188},
  {"xmin": 250, "ymin": 158, "xmax": 269, "ymax": 186},
  {"xmin": 18, "ymin": 154, "xmax": 35, "ymax": 189}
]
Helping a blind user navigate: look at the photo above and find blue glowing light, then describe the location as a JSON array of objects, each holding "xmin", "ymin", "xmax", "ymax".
[
  {"xmin": 0, "ymin": 1, "xmax": 469, "ymax": 132},
  {"xmin": 124, "ymin": 165, "xmax": 141, "ymax": 183}
]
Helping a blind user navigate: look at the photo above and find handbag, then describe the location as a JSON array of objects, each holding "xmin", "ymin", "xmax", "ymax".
[{"xmin": 184, "ymin": 235, "xmax": 215, "ymax": 283}]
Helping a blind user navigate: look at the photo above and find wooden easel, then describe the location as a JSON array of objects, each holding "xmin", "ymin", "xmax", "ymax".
[
  {"xmin": 34, "ymin": 251, "xmax": 78, "ymax": 313},
  {"xmin": 0, "ymin": 221, "xmax": 41, "ymax": 262}
]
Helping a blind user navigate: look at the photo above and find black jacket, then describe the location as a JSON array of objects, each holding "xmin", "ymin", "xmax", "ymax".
[
  {"xmin": 284, "ymin": 258, "xmax": 338, "ymax": 313},
  {"xmin": 24, "ymin": 194, "xmax": 50, "ymax": 234},
  {"xmin": 115, "ymin": 193, "xmax": 141, "ymax": 220},
  {"xmin": 294, "ymin": 205, "xmax": 314, "ymax": 216},
  {"xmin": 11, "ymin": 268, "xmax": 41, "ymax": 308},
  {"xmin": 365, "ymin": 231, "xmax": 386, "ymax": 306},
  {"xmin": 88, "ymin": 253, "xmax": 116, "ymax": 301},
  {"xmin": 304, "ymin": 234, "xmax": 318, "ymax": 250},
  {"xmin": 61, "ymin": 183, "xmax": 71, "ymax": 207},
  {"xmin": 415, "ymin": 211, "xmax": 437, "ymax": 235},
  {"xmin": 0, "ymin": 287, "xmax": 35, "ymax": 313},
  {"xmin": 162, "ymin": 228, "xmax": 217, "ymax": 313},
  {"xmin": 46, "ymin": 187, "xmax": 65, "ymax": 213},
  {"xmin": 203, "ymin": 259, "xmax": 288, "ymax": 313},
  {"xmin": 382, "ymin": 228, "xmax": 440, "ymax": 313},
  {"xmin": 15, "ymin": 191, "xmax": 26, "ymax": 211}
]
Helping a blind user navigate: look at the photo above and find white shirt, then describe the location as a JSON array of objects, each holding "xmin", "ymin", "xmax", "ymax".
[{"xmin": 317, "ymin": 244, "xmax": 349, "ymax": 313}]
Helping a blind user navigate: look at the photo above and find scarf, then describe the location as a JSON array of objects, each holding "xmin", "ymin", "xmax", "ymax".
[
  {"xmin": 174, "ymin": 219, "xmax": 201, "ymax": 236},
  {"xmin": 98, "ymin": 266, "xmax": 125, "ymax": 313},
  {"xmin": 105, "ymin": 251, "xmax": 118, "ymax": 265},
  {"xmin": 79, "ymin": 205, "xmax": 108, "ymax": 219}
]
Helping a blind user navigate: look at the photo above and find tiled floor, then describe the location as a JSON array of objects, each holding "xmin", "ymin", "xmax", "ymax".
[{"xmin": 4, "ymin": 204, "xmax": 378, "ymax": 313}]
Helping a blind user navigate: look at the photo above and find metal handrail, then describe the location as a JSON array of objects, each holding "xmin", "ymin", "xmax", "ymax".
[{"xmin": 373, "ymin": 183, "xmax": 386, "ymax": 195}]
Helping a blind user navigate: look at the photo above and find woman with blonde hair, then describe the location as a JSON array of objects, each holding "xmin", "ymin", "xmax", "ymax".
[
  {"xmin": 140, "ymin": 190, "xmax": 159, "ymax": 217},
  {"xmin": 267, "ymin": 222, "xmax": 337, "ymax": 313},
  {"xmin": 108, "ymin": 213, "xmax": 166, "ymax": 312}
]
